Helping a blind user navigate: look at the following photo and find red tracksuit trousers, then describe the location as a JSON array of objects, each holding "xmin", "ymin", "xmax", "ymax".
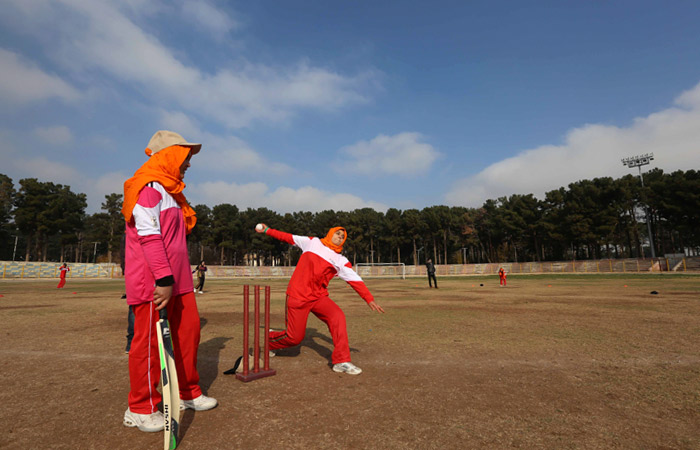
[
  {"xmin": 128, "ymin": 292, "xmax": 202, "ymax": 414},
  {"xmin": 269, "ymin": 295, "xmax": 351, "ymax": 364}
]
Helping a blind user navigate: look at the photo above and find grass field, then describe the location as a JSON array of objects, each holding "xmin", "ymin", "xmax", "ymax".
[{"xmin": 1, "ymin": 274, "xmax": 699, "ymax": 449}]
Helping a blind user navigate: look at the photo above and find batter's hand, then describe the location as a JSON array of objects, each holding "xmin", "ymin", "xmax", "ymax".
[
  {"xmin": 368, "ymin": 301, "xmax": 385, "ymax": 313},
  {"xmin": 153, "ymin": 285, "xmax": 173, "ymax": 311}
]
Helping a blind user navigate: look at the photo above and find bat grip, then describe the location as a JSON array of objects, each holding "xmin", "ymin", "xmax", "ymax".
[{"xmin": 159, "ymin": 308, "xmax": 168, "ymax": 320}]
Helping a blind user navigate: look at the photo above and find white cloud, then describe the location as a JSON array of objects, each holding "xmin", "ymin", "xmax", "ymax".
[
  {"xmin": 3, "ymin": 0, "xmax": 378, "ymax": 127},
  {"xmin": 87, "ymin": 134, "xmax": 118, "ymax": 151},
  {"xmin": 1, "ymin": 135, "xmax": 124, "ymax": 213},
  {"xmin": 182, "ymin": 0, "xmax": 239, "ymax": 39},
  {"xmin": 158, "ymin": 110, "xmax": 201, "ymax": 140},
  {"xmin": 190, "ymin": 62, "xmax": 377, "ymax": 127},
  {"xmin": 194, "ymin": 136, "xmax": 292, "ymax": 175},
  {"xmin": 12, "ymin": 155, "xmax": 83, "ymax": 184},
  {"xmin": 445, "ymin": 81, "xmax": 700, "ymax": 207},
  {"xmin": 191, "ymin": 181, "xmax": 387, "ymax": 213},
  {"xmin": 338, "ymin": 132, "xmax": 440, "ymax": 176},
  {"xmin": 34, "ymin": 126, "xmax": 74, "ymax": 145},
  {"xmin": 88, "ymin": 171, "xmax": 129, "ymax": 212},
  {"xmin": 63, "ymin": 1, "xmax": 200, "ymax": 89},
  {"xmin": 0, "ymin": 48, "xmax": 81, "ymax": 105},
  {"xmin": 158, "ymin": 110, "xmax": 293, "ymax": 174}
]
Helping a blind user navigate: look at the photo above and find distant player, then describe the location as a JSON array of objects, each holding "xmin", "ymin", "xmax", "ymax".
[
  {"xmin": 426, "ymin": 258, "xmax": 438, "ymax": 288},
  {"xmin": 498, "ymin": 267, "xmax": 507, "ymax": 287},
  {"xmin": 193, "ymin": 261, "xmax": 207, "ymax": 294},
  {"xmin": 256, "ymin": 223, "xmax": 384, "ymax": 375},
  {"xmin": 57, "ymin": 263, "xmax": 70, "ymax": 289}
]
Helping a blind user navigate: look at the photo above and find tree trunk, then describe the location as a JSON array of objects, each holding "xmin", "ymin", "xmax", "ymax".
[
  {"xmin": 413, "ymin": 239, "xmax": 417, "ymax": 266},
  {"xmin": 631, "ymin": 208, "xmax": 642, "ymax": 257},
  {"xmin": 33, "ymin": 236, "xmax": 41, "ymax": 261},
  {"xmin": 108, "ymin": 221, "xmax": 114, "ymax": 264},
  {"xmin": 443, "ymin": 230, "xmax": 448, "ymax": 265},
  {"xmin": 25, "ymin": 240, "xmax": 31, "ymax": 261},
  {"xmin": 625, "ymin": 226, "xmax": 634, "ymax": 258}
]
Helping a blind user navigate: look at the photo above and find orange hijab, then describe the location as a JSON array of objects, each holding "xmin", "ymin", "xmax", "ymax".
[
  {"xmin": 320, "ymin": 227, "xmax": 347, "ymax": 253},
  {"xmin": 121, "ymin": 145, "xmax": 197, "ymax": 234}
]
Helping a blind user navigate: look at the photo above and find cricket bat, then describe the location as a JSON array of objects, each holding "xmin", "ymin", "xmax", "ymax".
[{"xmin": 156, "ymin": 308, "xmax": 181, "ymax": 450}]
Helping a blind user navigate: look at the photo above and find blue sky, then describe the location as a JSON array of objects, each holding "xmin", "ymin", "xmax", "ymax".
[{"xmin": 1, "ymin": 0, "xmax": 700, "ymax": 214}]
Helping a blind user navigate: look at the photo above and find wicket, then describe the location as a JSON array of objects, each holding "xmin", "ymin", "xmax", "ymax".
[{"xmin": 236, "ymin": 285, "xmax": 276, "ymax": 382}]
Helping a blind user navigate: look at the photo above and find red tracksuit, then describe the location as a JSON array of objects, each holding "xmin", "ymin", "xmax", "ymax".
[
  {"xmin": 124, "ymin": 182, "xmax": 200, "ymax": 414},
  {"xmin": 265, "ymin": 228, "xmax": 374, "ymax": 364},
  {"xmin": 57, "ymin": 266, "xmax": 70, "ymax": 288},
  {"xmin": 499, "ymin": 268, "xmax": 507, "ymax": 286}
]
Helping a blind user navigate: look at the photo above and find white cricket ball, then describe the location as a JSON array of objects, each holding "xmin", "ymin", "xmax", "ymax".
[{"xmin": 256, "ymin": 223, "xmax": 264, "ymax": 232}]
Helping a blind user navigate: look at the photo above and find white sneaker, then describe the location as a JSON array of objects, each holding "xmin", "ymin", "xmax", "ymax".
[
  {"xmin": 123, "ymin": 409, "xmax": 164, "ymax": 432},
  {"xmin": 332, "ymin": 362, "xmax": 362, "ymax": 375},
  {"xmin": 267, "ymin": 330, "xmax": 276, "ymax": 357},
  {"xmin": 198, "ymin": 291, "xmax": 204, "ymax": 294},
  {"xmin": 181, "ymin": 394, "xmax": 218, "ymax": 411}
]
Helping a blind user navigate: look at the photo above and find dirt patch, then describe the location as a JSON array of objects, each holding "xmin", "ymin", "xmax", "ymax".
[{"xmin": 1, "ymin": 275, "xmax": 699, "ymax": 449}]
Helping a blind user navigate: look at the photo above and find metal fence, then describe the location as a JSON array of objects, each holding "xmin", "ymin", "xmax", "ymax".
[{"xmin": 1, "ymin": 257, "xmax": 698, "ymax": 280}]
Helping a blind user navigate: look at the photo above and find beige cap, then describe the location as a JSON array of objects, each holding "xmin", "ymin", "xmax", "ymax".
[{"xmin": 145, "ymin": 130, "xmax": 201, "ymax": 156}]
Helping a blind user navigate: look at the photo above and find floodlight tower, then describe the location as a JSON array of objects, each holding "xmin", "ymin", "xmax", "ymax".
[{"xmin": 621, "ymin": 153, "xmax": 656, "ymax": 258}]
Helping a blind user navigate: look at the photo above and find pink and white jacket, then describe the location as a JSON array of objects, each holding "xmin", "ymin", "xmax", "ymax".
[
  {"xmin": 124, "ymin": 182, "xmax": 194, "ymax": 305},
  {"xmin": 266, "ymin": 228, "xmax": 374, "ymax": 304}
]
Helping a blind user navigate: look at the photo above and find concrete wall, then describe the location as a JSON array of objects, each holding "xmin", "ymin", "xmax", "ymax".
[{"xmin": 2, "ymin": 257, "xmax": 697, "ymax": 279}]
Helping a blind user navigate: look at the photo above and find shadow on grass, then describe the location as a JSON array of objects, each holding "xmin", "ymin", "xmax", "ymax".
[
  {"xmin": 179, "ymin": 331, "xmax": 231, "ymax": 444},
  {"xmin": 273, "ymin": 327, "xmax": 360, "ymax": 367}
]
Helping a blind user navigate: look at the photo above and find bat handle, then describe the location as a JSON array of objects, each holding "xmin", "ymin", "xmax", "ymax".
[{"xmin": 159, "ymin": 308, "xmax": 168, "ymax": 320}]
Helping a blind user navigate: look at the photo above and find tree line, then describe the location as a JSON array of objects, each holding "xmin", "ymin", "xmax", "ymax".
[{"xmin": 1, "ymin": 169, "xmax": 698, "ymax": 266}]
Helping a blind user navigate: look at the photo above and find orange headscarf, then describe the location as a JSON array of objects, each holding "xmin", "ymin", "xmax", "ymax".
[
  {"xmin": 121, "ymin": 145, "xmax": 197, "ymax": 234},
  {"xmin": 320, "ymin": 227, "xmax": 347, "ymax": 253}
]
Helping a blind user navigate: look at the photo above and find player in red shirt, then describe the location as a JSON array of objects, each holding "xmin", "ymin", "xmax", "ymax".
[
  {"xmin": 121, "ymin": 130, "xmax": 216, "ymax": 433},
  {"xmin": 256, "ymin": 224, "xmax": 384, "ymax": 375},
  {"xmin": 57, "ymin": 263, "xmax": 70, "ymax": 288},
  {"xmin": 498, "ymin": 267, "xmax": 507, "ymax": 287}
]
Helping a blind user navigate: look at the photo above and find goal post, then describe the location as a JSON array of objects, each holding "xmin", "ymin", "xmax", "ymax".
[{"xmin": 355, "ymin": 263, "xmax": 406, "ymax": 280}]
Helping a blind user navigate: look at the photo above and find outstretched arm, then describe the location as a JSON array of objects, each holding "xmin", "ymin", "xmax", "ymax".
[
  {"xmin": 337, "ymin": 261, "xmax": 385, "ymax": 313},
  {"xmin": 255, "ymin": 223, "xmax": 313, "ymax": 250},
  {"xmin": 255, "ymin": 222, "xmax": 294, "ymax": 245},
  {"xmin": 367, "ymin": 300, "xmax": 385, "ymax": 313}
]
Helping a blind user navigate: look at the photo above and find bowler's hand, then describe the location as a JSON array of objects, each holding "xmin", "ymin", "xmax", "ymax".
[
  {"xmin": 368, "ymin": 301, "xmax": 385, "ymax": 313},
  {"xmin": 255, "ymin": 223, "xmax": 267, "ymax": 233},
  {"xmin": 153, "ymin": 285, "xmax": 173, "ymax": 311}
]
